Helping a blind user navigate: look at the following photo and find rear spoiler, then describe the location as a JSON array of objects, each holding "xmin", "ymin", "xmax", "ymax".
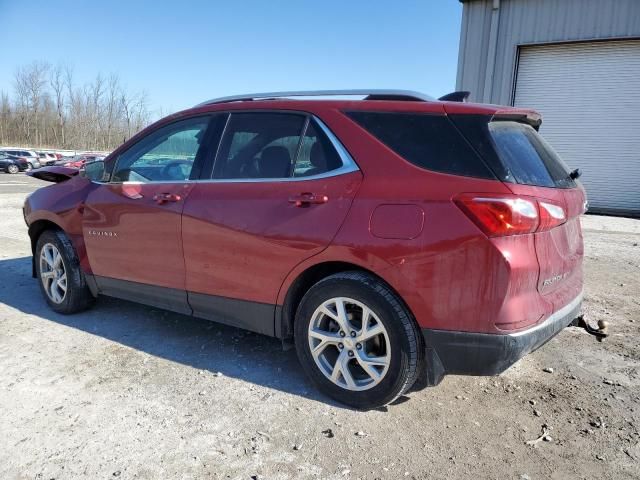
[
  {"xmin": 27, "ymin": 165, "xmax": 80, "ymax": 183},
  {"xmin": 438, "ymin": 91, "xmax": 470, "ymax": 102},
  {"xmin": 491, "ymin": 109, "xmax": 542, "ymax": 130}
]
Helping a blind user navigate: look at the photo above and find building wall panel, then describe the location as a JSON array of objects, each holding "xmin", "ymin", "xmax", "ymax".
[{"xmin": 457, "ymin": 0, "xmax": 640, "ymax": 104}]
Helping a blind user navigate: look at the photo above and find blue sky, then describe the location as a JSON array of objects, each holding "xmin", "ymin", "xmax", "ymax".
[{"xmin": 0, "ymin": 0, "xmax": 462, "ymax": 115}]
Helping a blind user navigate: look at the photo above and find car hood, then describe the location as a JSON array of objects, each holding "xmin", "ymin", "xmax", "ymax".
[{"xmin": 27, "ymin": 165, "xmax": 80, "ymax": 183}]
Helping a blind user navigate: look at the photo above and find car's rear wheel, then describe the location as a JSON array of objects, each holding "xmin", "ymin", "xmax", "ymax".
[
  {"xmin": 35, "ymin": 230, "xmax": 95, "ymax": 314},
  {"xmin": 294, "ymin": 271, "xmax": 422, "ymax": 409},
  {"xmin": 6, "ymin": 164, "xmax": 19, "ymax": 174},
  {"xmin": 25, "ymin": 163, "xmax": 32, "ymax": 171}
]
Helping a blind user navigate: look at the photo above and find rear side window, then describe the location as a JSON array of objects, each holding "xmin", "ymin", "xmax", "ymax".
[
  {"xmin": 212, "ymin": 113, "xmax": 345, "ymax": 180},
  {"xmin": 488, "ymin": 121, "xmax": 574, "ymax": 188},
  {"xmin": 213, "ymin": 113, "xmax": 306, "ymax": 179},
  {"xmin": 344, "ymin": 111, "xmax": 495, "ymax": 179}
]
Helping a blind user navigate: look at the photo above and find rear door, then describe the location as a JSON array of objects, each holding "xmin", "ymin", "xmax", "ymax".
[{"xmin": 182, "ymin": 112, "xmax": 362, "ymax": 335}]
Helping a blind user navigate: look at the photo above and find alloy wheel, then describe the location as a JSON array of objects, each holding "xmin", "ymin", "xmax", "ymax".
[
  {"xmin": 39, "ymin": 243, "xmax": 67, "ymax": 304},
  {"xmin": 7, "ymin": 164, "xmax": 19, "ymax": 174},
  {"xmin": 308, "ymin": 297, "xmax": 391, "ymax": 391}
]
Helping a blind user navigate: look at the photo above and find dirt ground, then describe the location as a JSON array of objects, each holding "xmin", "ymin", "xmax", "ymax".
[{"xmin": 1, "ymin": 173, "xmax": 639, "ymax": 480}]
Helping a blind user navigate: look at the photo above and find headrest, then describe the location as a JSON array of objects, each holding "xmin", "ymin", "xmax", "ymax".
[{"xmin": 260, "ymin": 146, "xmax": 291, "ymax": 178}]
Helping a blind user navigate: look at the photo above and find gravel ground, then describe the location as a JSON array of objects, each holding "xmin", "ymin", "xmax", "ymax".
[{"xmin": 1, "ymin": 174, "xmax": 639, "ymax": 480}]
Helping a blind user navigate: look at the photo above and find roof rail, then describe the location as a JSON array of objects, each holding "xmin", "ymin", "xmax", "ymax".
[{"xmin": 195, "ymin": 89, "xmax": 434, "ymax": 107}]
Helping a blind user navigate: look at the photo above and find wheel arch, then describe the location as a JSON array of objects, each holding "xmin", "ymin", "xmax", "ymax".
[
  {"xmin": 276, "ymin": 259, "xmax": 416, "ymax": 341},
  {"xmin": 28, "ymin": 219, "xmax": 63, "ymax": 277}
]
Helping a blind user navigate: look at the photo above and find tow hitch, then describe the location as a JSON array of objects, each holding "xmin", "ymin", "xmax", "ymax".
[{"xmin": 571, "ymin": 316, "xmax": 609, "ymax": 341}]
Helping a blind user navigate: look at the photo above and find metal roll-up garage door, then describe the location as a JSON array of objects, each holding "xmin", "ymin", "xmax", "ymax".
[{"xmin": 514, "ymin": 40, "xmax": 640, "ymax": 216}]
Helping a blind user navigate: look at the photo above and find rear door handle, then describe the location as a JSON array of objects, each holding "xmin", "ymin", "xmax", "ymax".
[
  {"xmin": 288, "ymin": 193, "xmax": 329, "ymax": 207},
  {"xmin": 153, "ymin": 193, "xmax": 182, "ymax": 204}
]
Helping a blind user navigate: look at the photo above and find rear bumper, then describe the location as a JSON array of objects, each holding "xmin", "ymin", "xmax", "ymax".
[{"xmin": 418, "ymin": 292, "xmax": 583, "ymax": 387}]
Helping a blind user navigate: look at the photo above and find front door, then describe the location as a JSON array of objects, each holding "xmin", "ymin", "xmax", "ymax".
[
  {"xmin": 83, "ymin": 116, "xmax": 212, "ymax": 313},
  {"xmin": 182, "ymin": 112, "xmax": 362, "ymax": 334}
]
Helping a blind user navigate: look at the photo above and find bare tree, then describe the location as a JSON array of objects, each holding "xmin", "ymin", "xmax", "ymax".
[
  {"xmin": 14, "ymin": 61, "xmax": 50, "ymax": 145},
  {"xmin": 104, "ymin": 74, "xmax": 121, "ymax": 149},
  {"xmin": 50, "ymin": 64, "xmax": 66, "ymax": 147},
  {"xmin": 2, "ymin": 60, "xmax": 153, "ymax": 151},
  {"xmin": 132, "ymin": 91, "xmax": 150, "ymax": 135},
  {"xmin": 89, "ymin": 74, "xmax": 104, "ymax": 149},
  {"xmin": 13, "ymin": 67, "xmax": 31, "ymax": 143},
  {"xmin": 0, "ymin": 91, "xmax": 10, "ymax": 145},
  {"xmin": 120, "ymin": 90, "xmax": 135, "ymax": 142}
]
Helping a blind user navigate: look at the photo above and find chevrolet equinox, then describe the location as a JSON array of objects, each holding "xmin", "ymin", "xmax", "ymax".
[{"xmin": 24, "ymin": 90, "xmax": 586, "ymax": 409}]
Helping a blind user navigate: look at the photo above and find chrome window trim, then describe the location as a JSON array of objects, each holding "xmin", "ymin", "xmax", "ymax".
[{"xmin": 107, "ymin": 115, "xmax": 359, "ymax": 185}]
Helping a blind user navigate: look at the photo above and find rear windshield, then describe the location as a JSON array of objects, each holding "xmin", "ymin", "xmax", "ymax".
[
  {"xmin": 345, "ymin": 111, "xmax": 495, "ymax": 179},
  {"xmin": 488, "ymin": 121, "xmax": 575, "ymax": 188}
]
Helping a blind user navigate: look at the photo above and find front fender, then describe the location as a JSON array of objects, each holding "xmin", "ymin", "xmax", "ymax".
[{"xmin": 25, "ymin": 175, "xmax": 97, "ymax": 274}]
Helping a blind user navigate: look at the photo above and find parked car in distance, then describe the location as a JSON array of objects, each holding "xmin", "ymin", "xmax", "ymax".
[
  {"xmin": 37, "ymin": 152, "xmax": 57, "ymax": 166},
  {"xmin": 58, "ymin": 156, "xmax": 86, "ymax": 169},
  {"xmin": 23, "ymin": 89, "xmax": 586, "ymax": 409},
  {"xmin": 56, "ymin": 154, "xmax": 105, "ymax": 169},
  {"xmin": 0, "ymin": 149, "xmax": 41, "ymax": 169},
  {"xmin": 0, "ymin": 152, "xmax": 30, "ymax": 173}
]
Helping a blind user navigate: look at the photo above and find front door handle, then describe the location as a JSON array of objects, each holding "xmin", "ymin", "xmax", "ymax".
[
  {"xmin": 288, "ymin": 193, "xmax": 329, "ymax": 207},
  {"xmin": 153, "ymin": 193, "xmax": 182, "ymax": 204}
]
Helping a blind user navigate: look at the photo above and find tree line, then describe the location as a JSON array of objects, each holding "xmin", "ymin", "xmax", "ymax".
[{"xmin": 0, "ymin": 61, "xmax": 153, "ymax": 151}]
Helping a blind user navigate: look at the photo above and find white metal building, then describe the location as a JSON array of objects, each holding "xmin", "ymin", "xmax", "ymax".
[{"xmin": 456, "ymin": 0, "xmax": 640, "ymax": 216}]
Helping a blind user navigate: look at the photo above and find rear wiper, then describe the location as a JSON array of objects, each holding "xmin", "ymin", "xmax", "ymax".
[{"xmin": 569, "ymin": 168, "xmax": 581, "ymax": 180}]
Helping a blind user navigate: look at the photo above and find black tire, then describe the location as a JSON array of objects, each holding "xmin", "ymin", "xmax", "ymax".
[
  {"xmin": 294, "ymin": 271, "xmax": 422, "ymax": 410},
  {"xmin": 25, "ymin": 163, "xmax": 32, "ymax": 171},
  {"xmin": 35, "ymin": 229, "xmax": 95, "ymax": 314},
  {"xmin": 7, "ymin": 164, "xmax": 19, "ymax": 174}
]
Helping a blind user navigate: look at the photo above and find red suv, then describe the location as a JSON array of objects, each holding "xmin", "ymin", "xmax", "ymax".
[{"xmin": 24, "ymin": 90, "xmax": 586, "ymax": 409}]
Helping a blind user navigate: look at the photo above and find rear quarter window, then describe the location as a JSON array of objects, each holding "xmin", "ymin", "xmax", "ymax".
[{"xmin": 344, "ymin": 111, "xmax": 495, "ymax": 179}]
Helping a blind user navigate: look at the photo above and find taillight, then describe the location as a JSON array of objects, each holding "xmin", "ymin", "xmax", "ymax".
[
  {"xmin": 538, "ymin": 201, "xmax": 566, "ymax": 231},
  {"xmin": 455, "ymin": 194, "xmax": 566, "ymax": 237}
]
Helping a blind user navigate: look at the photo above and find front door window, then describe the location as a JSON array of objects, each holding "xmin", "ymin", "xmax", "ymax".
[{"xmin": 111, "ymin": 117, "xmax": 210, "ymax": 183}]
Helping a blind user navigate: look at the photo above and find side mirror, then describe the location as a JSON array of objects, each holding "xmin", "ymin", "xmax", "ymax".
[{"xmin": 82, "ymin": 160, "xmax": 107, "ymax": 182}]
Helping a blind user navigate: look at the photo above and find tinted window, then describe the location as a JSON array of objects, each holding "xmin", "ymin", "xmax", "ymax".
[
  {"xmin": 489, "ymin": 121, "xmax": 574, "ymax": 188},
  {"xmin": 213, "ymin": 113, "xmax": 306, "ymax": 179},
  {"xmin": 293, "ymin": 120, "xmax": 343, "ymax": 177},
  {"xmin": 345, "ymin": 111, "xmax": 494, "ymax": 179},
  {"xmin": 112, "ymin": 116, "xmax": 210, "ymax": 182}
]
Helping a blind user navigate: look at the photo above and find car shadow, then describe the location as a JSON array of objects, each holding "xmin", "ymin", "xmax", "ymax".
[{"xmin": 0, "ymin": 256, "xmax": 344, "ymax": 407}]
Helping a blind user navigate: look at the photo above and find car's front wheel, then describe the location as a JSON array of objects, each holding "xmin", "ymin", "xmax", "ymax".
[
  {"xmin": 35, "ymin": 230, "xmax": 95, "ymax": 314},
  {"xmin": 6, "ymin": 164, "xmax": 19, "ymax": 174},
  {"xmin": 294, "ymin": 271, "xmax": 422, "ymax": 409}
]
